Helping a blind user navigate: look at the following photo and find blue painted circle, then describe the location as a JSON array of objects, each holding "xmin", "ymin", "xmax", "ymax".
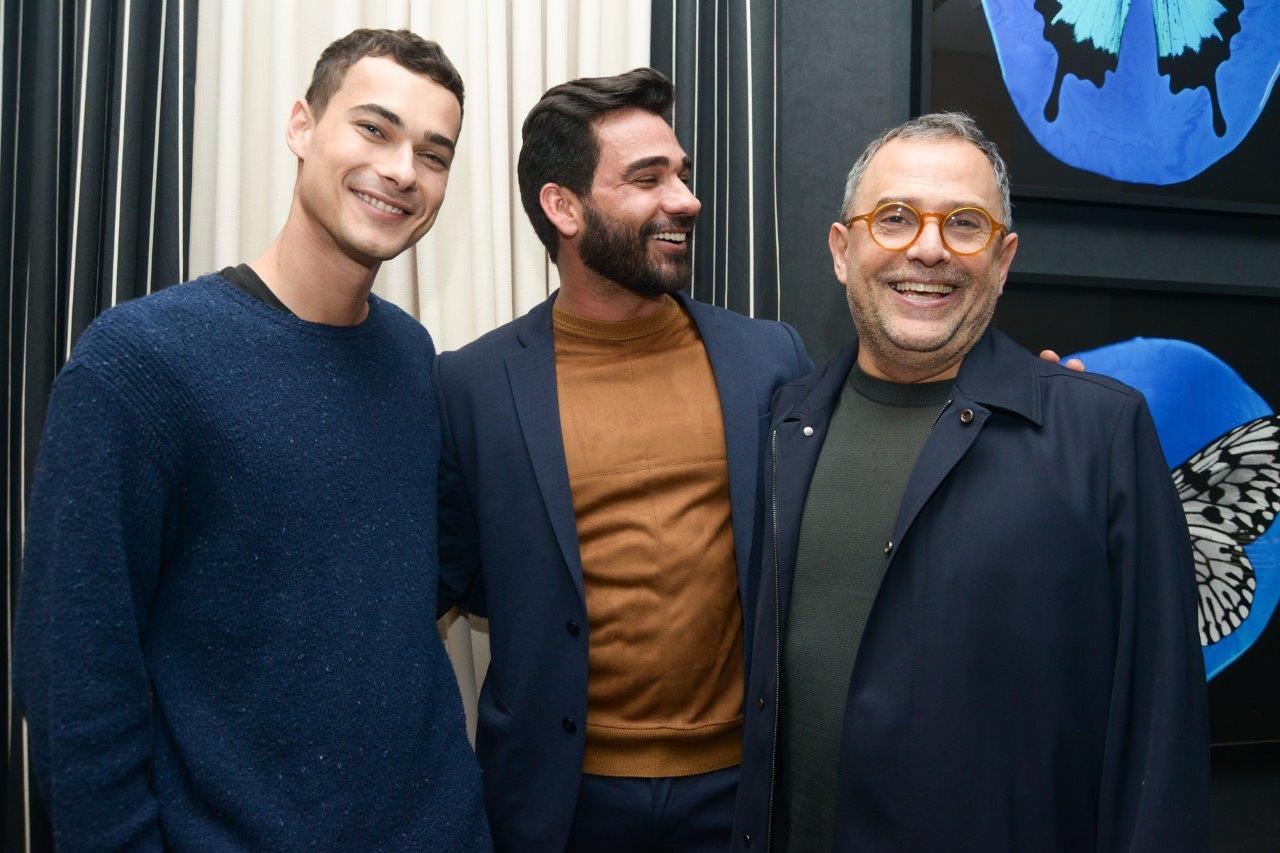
[
  {"xmin": 1069, "ymin": 338, "xmax": 1278, "ymax": 678},
  {"xmin": 982, "ymin": 0, "xmax": 1280, "ymax": 184}
]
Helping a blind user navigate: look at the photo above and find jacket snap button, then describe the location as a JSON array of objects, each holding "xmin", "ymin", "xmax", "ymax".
[
  {"xmin": 960, "ymin": 408, "xmax": 974, "ymax": 424},
  {"xmin": 803, "ymin": 425, "xmax": 814, "ymax": 436},
  {"xmin": 566, "ymin": 620, "xmax": 580, "ymax": 637},
  {"xmin": 562, "ymin": 716, "xmax": 576, "ymax": 734},
  {"xmin": 883, "ymin": 541, "xmax": 893, "ymax": 556},
  {"xmin": 756, "ymin": 697, "xmax": 766, "ymax": 710}
]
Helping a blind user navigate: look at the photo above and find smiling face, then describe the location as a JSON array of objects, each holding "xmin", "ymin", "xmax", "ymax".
[
  {"xmin": 287, "ymin": 56, "xmax": 462, "ymax": 268},
  {"xmin": 575, "ymin": 107, "xmax": 700, "ymax": 297},
  {"xmin": 829, "ymin": 137, "xmax": 1018, "ymax": 382}
]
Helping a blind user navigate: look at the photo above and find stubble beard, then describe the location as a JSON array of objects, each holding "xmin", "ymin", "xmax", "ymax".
[
  {"xmin": 578, "ymin": 201, "xmax": 695, "ymax": 299},
  {"xmin": 846, "ymin": 259, "xmax": 1000, "ymax": 380}
]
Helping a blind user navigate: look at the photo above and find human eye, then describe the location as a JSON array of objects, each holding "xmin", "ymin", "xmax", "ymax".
[
  {"xmin": 357, "ymin": 121, "xmax": 385, "ymax": 139},
  {"xmin": 417, "ymin": 149, "xmax": 449, "ymax": 169},
  {"xmin": 877, "ymin": 205, "xmax": 912, "ymax": 226},
  {"xmin": 947, "ymin": 210, "xmax": 984, "ymax": 231}
]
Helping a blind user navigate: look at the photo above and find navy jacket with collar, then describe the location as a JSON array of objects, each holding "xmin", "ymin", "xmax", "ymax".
[
  {"xmin": 732, "ymin": 328, "xmax": 1209, "ymax": 852},
  {"xmin": 435, "ymin": 290, "xmax": 812, "ymax": 851}
]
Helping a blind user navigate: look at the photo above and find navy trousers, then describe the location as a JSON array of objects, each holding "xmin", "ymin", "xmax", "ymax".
[{"xmin": 564, "ymin": 765, "xmax": 739, "ymax": 852}]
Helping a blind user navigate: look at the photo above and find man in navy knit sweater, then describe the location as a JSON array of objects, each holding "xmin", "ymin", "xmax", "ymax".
[{"xmin": 13, "ymin": 30, "xmax": 490, "ymax": 850}]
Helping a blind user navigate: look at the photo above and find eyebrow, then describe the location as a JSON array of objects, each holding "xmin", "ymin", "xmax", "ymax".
[
  {"xmin": 872, "ymin": 196, "xmax": 986, "ymax": 211},
  {"xmin": 622, "ymin": 155, "xmax": 693, "ymax": 178},
  {"xmin": 349, "ymin": 103, "xmax": 457, "ymax": 152}
]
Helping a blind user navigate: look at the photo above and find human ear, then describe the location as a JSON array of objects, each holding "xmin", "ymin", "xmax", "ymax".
[
  {"xmin": 540, "ymin": 184, "xmax": 581, "ymax": 240},
  {"xmin": 286, "ymin": 99, "xmax": 315, "ymax": 160},
  {"xmin": 828, "ymin": 222, "xmax": 852, "ymax": 286},
  {"xmin": 994, "ymin": 231, "xmax": 1018, "ymax": 295}
]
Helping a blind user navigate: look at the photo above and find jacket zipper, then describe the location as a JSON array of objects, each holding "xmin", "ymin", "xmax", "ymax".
[
  {"xmin": 764, "ymin": 399, "xmax": 950, "ymax": 848},
  {"xmin": 929, "ymin": 398, "xmax": 953, "ymax": 434},
  {"xmin": 765, "ymin": 427, "xmax": 781, "ymax": 850}
]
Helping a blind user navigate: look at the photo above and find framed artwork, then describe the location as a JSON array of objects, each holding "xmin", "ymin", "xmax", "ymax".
[
  {"xmin": 999, "ymin": 266, "xmax": 1280, "ymax": 747},
  {"xmin": 915, "ymin": 0, "xmax": 1280, "ymax": 216}
]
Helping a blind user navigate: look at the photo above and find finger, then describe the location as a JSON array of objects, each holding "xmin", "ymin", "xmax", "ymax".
[
  {"xmin": 1038, "ymin": 349, "xmax": 1061, "ymax": 364},
  {"xmin": 1064, "ymin": 358, "xmax": 1085, "ymax": 372}
]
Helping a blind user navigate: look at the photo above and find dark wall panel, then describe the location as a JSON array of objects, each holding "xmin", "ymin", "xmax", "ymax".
[{"xmin": 775, "ymin": 0, "xmax": 913, "ymax": 363}]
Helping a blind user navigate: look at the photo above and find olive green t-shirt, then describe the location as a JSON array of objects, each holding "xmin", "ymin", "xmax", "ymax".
[{"xmin": 774, "ymin": 364, "xmax": 951, "ymax": 852}]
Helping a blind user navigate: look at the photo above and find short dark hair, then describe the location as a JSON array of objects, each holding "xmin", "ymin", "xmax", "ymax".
[
  {"xmin": 517, "ymin": 68, "xmax": 675, "ymax": 261},
  {"xmin": 305, "ymin": 29, "xmax": 465, "ymax": 121}
]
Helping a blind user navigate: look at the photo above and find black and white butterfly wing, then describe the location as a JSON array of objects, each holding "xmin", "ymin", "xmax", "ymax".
[
  {"xmin": 1171, "ymin": 414, "xmax": 1280, "ymax": 646},
  {"xmin": 1035, "ymin": 0, "xmax": 1133, "ymax": 121}
]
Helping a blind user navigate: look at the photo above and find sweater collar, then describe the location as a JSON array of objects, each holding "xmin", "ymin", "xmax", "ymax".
[{"xmin": 782, "ymin": 327, "xmax": 1043, "ymax": 426}]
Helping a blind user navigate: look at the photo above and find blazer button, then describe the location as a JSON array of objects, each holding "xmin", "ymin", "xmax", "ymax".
[
  {"xmin": 744, "ymin": 833, "xmax": 752, "ymax": 846},
  {"xmin": 883, "ymin": 540, "xmax": 893, "ymax": 557},
  {"xmin": 756, "ymin": 697, "xmax": 766, "ymax": 710},
  {"xmin": 802, "ymin": 425, "xmax": 814, "ymax": 436},
  {"xmin": 566, "ymin": 620, "xmax": 580, "ymax": 637},
  {"xmin": 562, "ymin": 716, "xmax": 577, "ymax": 734},
  {"xmin": 960, "ymin": 408, "xmax": 974, "ymax": 424}
]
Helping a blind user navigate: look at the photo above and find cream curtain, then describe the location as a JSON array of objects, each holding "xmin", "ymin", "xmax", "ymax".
[{"xmin": 188, "ymin": 0, "xmax": 651, "ymax": 738}]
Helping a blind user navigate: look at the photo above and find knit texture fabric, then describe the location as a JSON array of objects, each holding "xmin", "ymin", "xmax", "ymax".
[
  {"xmin": 552, "ymin": 297, "xmax": 744, "ymax": 778},
  {"xmin": 14, "ymin": 274, "xmax": 489, "ymax": 851}
]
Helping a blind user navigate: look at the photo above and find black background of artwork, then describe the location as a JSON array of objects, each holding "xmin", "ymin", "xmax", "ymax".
[{"xmin": 922, "ymin": 0, "xmax": 1280, "ymax": 216}]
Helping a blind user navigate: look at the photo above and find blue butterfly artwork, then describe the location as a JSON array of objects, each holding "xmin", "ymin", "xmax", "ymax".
[
  {"xmin": 1068, "ymin": 339, "xmax": 1280, "ymax": 679},
  {"xmin": 980, "ymin": 0, "xmax": 1280, "ymax": 184}
]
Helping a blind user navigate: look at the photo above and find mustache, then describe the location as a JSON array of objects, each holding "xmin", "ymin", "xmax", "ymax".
[
  {"xmin": 641, "ymin": 215, "xmax": 698, "ymax": 237},
  {"xmin": 876, "ymin": 263, "xmax": 967, "ymax": 288}
]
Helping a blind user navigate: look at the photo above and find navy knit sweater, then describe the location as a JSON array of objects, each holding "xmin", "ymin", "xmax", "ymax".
[{"xmin": 14, "ymin": 275, "xmax": 490, "ymax": 850}]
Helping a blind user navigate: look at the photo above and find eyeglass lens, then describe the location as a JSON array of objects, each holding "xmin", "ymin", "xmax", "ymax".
[{"xmin": 870, "ymin": 204, "xmax": 993, "ymax": 253}]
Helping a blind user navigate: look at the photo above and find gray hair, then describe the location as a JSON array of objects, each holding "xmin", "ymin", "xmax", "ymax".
[{"xmin": 839, "ymin": 111, "xmax": 1012, "ymax": 228}]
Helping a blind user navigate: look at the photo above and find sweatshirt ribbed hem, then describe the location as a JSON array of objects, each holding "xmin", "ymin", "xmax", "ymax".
[{"xmin": 582, "ymin": 717, "xmax": 743, "ymax": 777}]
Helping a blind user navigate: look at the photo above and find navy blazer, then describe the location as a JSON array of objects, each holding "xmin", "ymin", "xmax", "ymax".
[
  {"xmin": 435, "ymin": 291, "xmax": 812, "ymax": 851},
  {"xmin": 732, "ymin": 328, "xmax": 1209, "ymax": 852}
]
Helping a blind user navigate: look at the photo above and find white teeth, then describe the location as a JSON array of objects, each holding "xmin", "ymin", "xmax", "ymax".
[
  {"xmin": 892, "ymin": 282, "xmax": 954, "ymax": 295},
  {"xmin": 653, "ymin": 232, "xmax": 687, "ymax": 243},
  {"xmin": 354, "ymin": 191, "xmax": 408, "ymax": 215}
]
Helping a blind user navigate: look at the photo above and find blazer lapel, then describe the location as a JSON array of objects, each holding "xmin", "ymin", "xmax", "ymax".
[
  {"xmin": 506, "ymin": 298, "xmax": 587, "ymax": 606},
  {"xmin": 886, "ymin": 329, "xmax": 1041, "ymax": 557},
  {"xmin": 682, "ymin": 296, "xmax": 760, "ymax": 593},
  {"xmin": 887, "ymin": 391, "xmax": 988, "ymax": 561}
]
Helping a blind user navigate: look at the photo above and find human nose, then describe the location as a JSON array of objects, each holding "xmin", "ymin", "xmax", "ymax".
[
  {"xmin": 664, "ymin": 177, "xmax": 701, "ymax": 218},
  {"xmin": 905, "ymin": 213, "xmax": 949, "ymax": 264},
  {"xmin": 377, "ymin": 141, "xmax": 418, "ymax": 190}
]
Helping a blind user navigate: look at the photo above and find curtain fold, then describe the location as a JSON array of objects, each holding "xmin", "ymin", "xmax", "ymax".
[
  {"xmin": 2, "ymin": 0, "xmax": 198, "ymax": 848},
  {"xmin": 651, "ymin": 0, "xmax": 779, "ymax": 319}
]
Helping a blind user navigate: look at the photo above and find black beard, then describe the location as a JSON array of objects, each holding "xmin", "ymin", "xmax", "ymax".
[{"xmin": 578, "ymin": 201, "xmax": 695, "ymax": 299}]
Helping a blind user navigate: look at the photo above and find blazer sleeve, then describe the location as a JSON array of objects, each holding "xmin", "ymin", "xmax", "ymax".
[
  {"xmin": 13, "ymin": 364, "xmax": 169, "ymax": 851},
  {"xmin": 1097, "ymin": 391, "xmax": 1210, "ymax": 852},
  {"xmin": 434, "ymin": 355, "xmax": 487, "ymax": 619}
]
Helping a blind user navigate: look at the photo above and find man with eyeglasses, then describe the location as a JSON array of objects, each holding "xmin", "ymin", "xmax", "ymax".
[{"xmin": 731, "ymin": 113, "xmax": 1209, "ymax": 851}]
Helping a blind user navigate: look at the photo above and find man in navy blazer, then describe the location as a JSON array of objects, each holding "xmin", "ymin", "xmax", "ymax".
[{"xmin": 435, "ymin": 69, "xmax": 812, "ymax": 851}]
